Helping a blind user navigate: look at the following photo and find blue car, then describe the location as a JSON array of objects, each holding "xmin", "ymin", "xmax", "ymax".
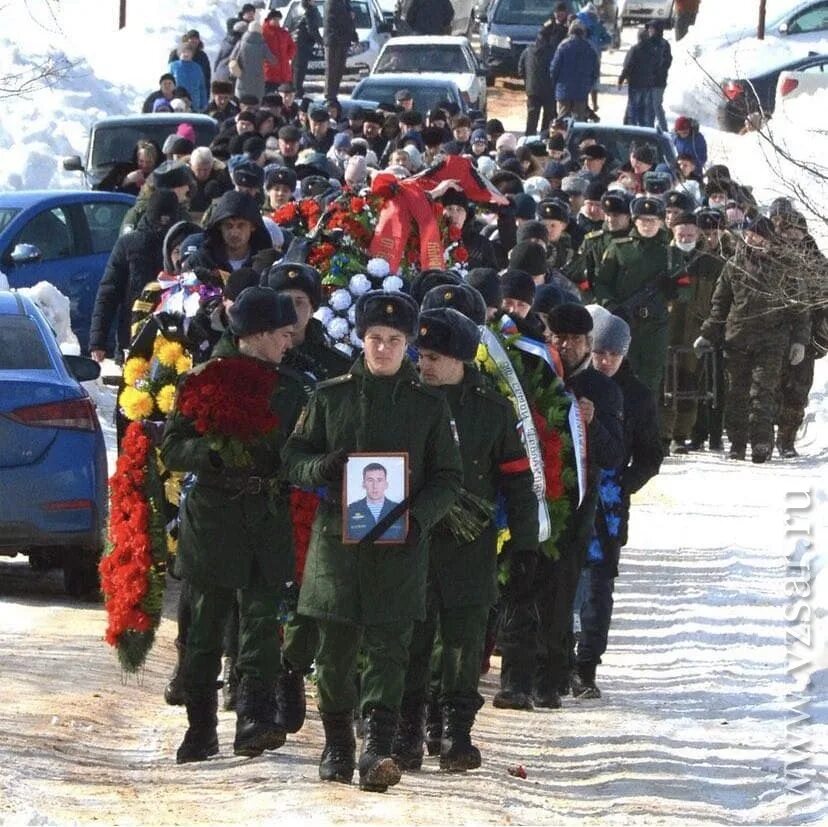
[
  {"xmin": 0, "ymin": 290, "xmax": 107, "ymax": 598},
  {"xmin": 0, "ymin": 190, "xmax": 135, "ymax": 354}
]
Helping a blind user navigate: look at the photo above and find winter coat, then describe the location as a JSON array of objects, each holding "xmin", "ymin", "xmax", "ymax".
[
  {"xmin": 142, "ymin": 90, "xmax": 172, "ymax": 114},
  {"xmin": 618, "ymin": 37, "xmax": 658, "ymax": 89},
  {"xmin": 404, "ymin": 0, "xmax": 454, "ymax": 36},
  {"xmin": 282, "ymin": 355, "xmax": 463, "ymax": 625},
  {"xmin": 324, "ymin": 0, "xmax": 358, "ymax": 46},
  {"xmin": 263, "ymin": 19, "xmax": 297, "ymax": 85},
  {"xmin": 89, "ymin": 215, "xmax": 167, "ymax": 353},
  {"xmin": 160, "ymin": 349, "xmax": 305, "ymax": 591},
  {"xmin": 233, "ymin": 30, "xmax": 275, "ymax": 102},
  {"xmin": 612, "ymin": 359, "xmax": 662, "ymax": 546},
  {"xmin": 700, "ymin": 245, "xmax": 810, "ymax": 352},
  {"xmin": 518, "ymin": 36, "xmax": 557, "ymax": 100},
  {"xmin": 463, "ymin": 219, "xmax": 499, "ymax": 270},
  {"xmin": 189, "ymin": 161, "xmax": 233, "ymax": 214},
  {"xmin": 295, "ymin": 3, "xmax": 325, "ymax": 51},
  {"xmin": 168, "ymin": 59, "xmax": 207, "ymax": 112},
  {"xmin": 169, "ymin": 44, "xmax": 212, "ymax": 93},
  {"xmin": 214, "ymin": 20, "xmax": 244, "ymax": 83},
  {"xmin": 576, "ymin": 10, "xmax": 611, "ymax": 54},
  {"xmin": 549, "ymin": 35, "xmax": 599, "ymax": 103},
  {"xmin": 649, "ymin": 31, "xmax": 672, "ymax": 87},
  {"xmin": 672, "ymin": 126, "xmax": 708, "ymax": 169}
]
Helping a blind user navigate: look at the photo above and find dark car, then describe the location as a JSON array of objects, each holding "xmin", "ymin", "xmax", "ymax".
[
  {"xmin": 718, "ymin": 51, "xmax": 828, "ymax": 132},
  {"xmin": 478, "ymin": 0, "xmax": 583, "ymax": 82},
  {"xmin": 565, "ymin": 122, "xmax": 677, "ymax": 169},
  {"xmin": 351, "ymin": 73, "xmax": 469, "ymax": 113},
  {"xmin": 0, "ymin": 191, "xmax": 135, "ymax": 354},
  {"xmin": 62, "ymin": 114, "xmax": 219, "ymax": 191},
  {"xmin": 0, "ymin": 290, "xmax": 106, "ymax": 598}
]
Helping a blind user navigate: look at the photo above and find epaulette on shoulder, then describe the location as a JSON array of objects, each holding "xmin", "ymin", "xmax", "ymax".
[
  {"xmin": 316, "ymin": 372, "xmax": 355, "ymax": 390},
  {"xmin": 613, "ymin": 237, "xmax": 634, "ymax": 244},
  {"xmin": 584, "ymin": 229, "xmax": 604, "ymax": 240}
]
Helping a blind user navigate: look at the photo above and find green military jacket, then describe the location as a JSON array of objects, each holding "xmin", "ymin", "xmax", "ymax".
[
  {"xmin": 282, "ymin": 355, "xmax": 463, "ymax": 625},
  {"xmin": 285, "ymin": 318, "xmax": 352, "ymax": 382},
  {"xmin": 430, "ymin": 366, "xmax": 538, "ymax": 609},
  {"xmin": 569, "ymin": 226, "xmax": 630, "ymax": 301},
  {"xmin": 668, "ymin": 242, "xmax": 725, "ymax": 349},
  {"xmin": 595, "ymin": 227, "xmax": 679, "ymax": 325},
  {"xmin": 701, "ymin": 244, "xmax": 810, "ymax": 352},
  {"xmin": 159, "ymin": 351, "xmax": 306, "ymax": 590}
]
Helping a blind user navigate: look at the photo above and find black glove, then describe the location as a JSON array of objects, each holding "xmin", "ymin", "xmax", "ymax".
[
  {"xmin": 317, "ymin": 448, "xmax": 347, "ymax": 485},
  {"xmin": 155, "ymin": 311, "xmax": 188, "ymax": 344},
  {"xmin": 504, "ymin": 547, "xmax": 538, "ymax": 601}
]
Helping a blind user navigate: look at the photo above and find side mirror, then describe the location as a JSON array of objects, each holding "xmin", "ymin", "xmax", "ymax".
[
  {"xmin": 10, "ymin": 243, "xmax": 42, "ymax": 264},
  {"xmin": 63, "ymin": 155, "xmax": 84, "ymax": 172},
  {"xmin": 779, "ymin": 21, "xmax": 789, "ymax": 34},
  {"xmin": 64, "ymin": 354, "xmax": 101, "ymax": 383}
]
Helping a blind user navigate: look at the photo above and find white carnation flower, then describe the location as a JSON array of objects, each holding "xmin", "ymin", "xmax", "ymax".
[
  {"xmin": 348, "ymin": 273, "xmax": 372, "ymax": 296},
  {"xmin": 349, "ymin": 329, "xmax": 364, "ymax": 349},
  {"xmin": 327, "ymin": 316, "xmax": 351, "ymax": 340},
  {"xmin": 314, "ymin": 306, "xmax": 334, "ymax": 325},
  {"xmin": 329, "ymin": 288, "xmax": 353, "ymax": 312},
  {"xmin": 347, "ymin": 305, "xmax": 357, "ymax": 324},
  {"xmin": 334, "ymin": 341, "xmax": 354, "ymax": 357},
  {"xmin": 382, "ymin": 275, "xmax": 404, "ymax": 291},
  {"xmin": 366, "ymin": 257, "xmax": 390, "ymax": 278}
]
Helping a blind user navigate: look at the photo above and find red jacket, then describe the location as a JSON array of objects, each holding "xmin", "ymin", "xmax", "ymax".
[{"xmin": 263, "ymin": 19, "xmax": 297, "ymax": 84}]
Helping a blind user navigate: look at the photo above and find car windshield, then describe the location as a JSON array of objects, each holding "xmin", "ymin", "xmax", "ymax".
[
  {"xmin": 0, "ymin": 317, "xmax": 52, "ymax": 370},
  {"xmin": 375, "ymin": 46, "xmax": 469, "ymax": 74},
  {"xmin": 89, "ymin": 122, "xmax": 217, "ymax": 169},
  {"xmin": 492, "ymin": 0, "xmax": 557, "ymax": 26},
  {"xmin": 354, "ymin": 81, "xmax": 455, "ymax": 112},
  {"xmin": 568, "ymin": 128, "xmax": 671, "ymax": 168},
  {"xmin": 0, "ymin": 207, "xmax": 20, "ymax": 234}
]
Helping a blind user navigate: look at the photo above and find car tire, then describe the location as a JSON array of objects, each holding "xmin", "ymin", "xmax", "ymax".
[{"xmin": 63, "ymin": 551, "xmax": 101, "ymax": 601}]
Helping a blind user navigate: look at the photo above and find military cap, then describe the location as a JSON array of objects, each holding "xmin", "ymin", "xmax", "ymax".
[
  {"xmin": 231, "ymin": 159, "xmax": 264, "ymax": 189},
  {"xmin": 264, "ymin": 262, "xmax": 322, "ymax": 309},
  {"xmin": 300, "ymin": 174, "xmax": 333, "ymax": 197},
  {"xmin": 671, "ymin": 211, "xmax": 697, "ymax": 227},
  {"xmin": 665, "ymin": 190, "xmax": 696, "ymax": 211},
  {"xmin": 415, "ymin": 308, "xmax": 481, "ymax": 362},
  {"xmin": 696, "ymin": 208, "xmax": 725, "ymax": 230},
  {"xmin": 581, "ymin": 143, "xmax": 608, "ymax": 161},
  {"xmin": 265, "ymin": 165, "xmax": 297, "ymax": 190},
  {"xmin": 355, "ymin": 290, "xmax": 419, "ymax": 338},
  {"xmin": 228, "ymin": 287, "xmax": 298, "ymax": 337},
  {"xmin": 631, "ymin": 196, "xmax": 666, "ymax": 219},
  {"xmin": 642, "ymin": 170, "xmax": 672, "ymax": 195},
  {"xmin": 584, "ymin": 180, "xmax": 606, "ymax": 202},
  {"xmin": 410, "ymin": 269, "xmax": 462, "ymax": 305},
  {"xmin": 561, "ymin": 174, "xmax": 589, "ymax": 195},
  {"xmin": 508, "ymin": 241, "xmax": 548, "ymax": 277},
  {"xmin": 152, "ymin": 160, "xmax": 192, "ymax": 189},
  {"xmin": 547, "ymin": 302, "xmax": 593, "ymax": 335},
  {"xmin": 467, "ymin": 267, "xmax": 501, "ymax": 310},
  {"xmin": 421, "ymin": 283, "xmax": 487, "ymax": 325},
  {"xmin": 602, "ymin": 191, "xmax": 631, "ymax": 214},
  {"xmin": 500, "ymin": 269, "xmax": 536, "ymax": 305},
  {"xmin": 537, "ymin": 198, "xmax": 570, "ymax": 223}
]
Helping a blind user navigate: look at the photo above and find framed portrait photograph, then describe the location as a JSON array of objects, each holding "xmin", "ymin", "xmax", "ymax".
[{"xmin": 342, "ymin": 452, "xmax": 409, "ymax": 545}]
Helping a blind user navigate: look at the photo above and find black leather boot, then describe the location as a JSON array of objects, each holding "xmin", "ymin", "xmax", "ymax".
[
  {"xmin": 358, "ymin": 707, "xmax": 402, "ymax": 792},
  {"xmin": 424, "ymin": 693, "xmax": 441, "ymax": 756},
  {"xmin": 222, "ymin": 656, "xmax": 239, "ymax": 712},
  {"xmin": 440, "ymin": 696, "xmax": 482, "ymax": 772},
  {"xmin": 391, "ymin": 699, "xmax": 425, "ymax": 771},
  {"xmin": 164, "ymin": 641, "xmax": 186, "ymax": 706},
  {"xmin": 319, "ymin": 711, "xmax": 356, "ymax": 783},
  {"xmin": 571, "ymin": 662, "xmax": 601, "ymax": 699},
  {"xmin": 176, "ymin": 691, "xmax": 219, "ymax": 764},
  {"xmin": 274, "ymin": 661, "xmax": 306, "ymax": 734},
  {"xmin": 233, "ymin": 676, "xmax": 286, "ymax": 757}
]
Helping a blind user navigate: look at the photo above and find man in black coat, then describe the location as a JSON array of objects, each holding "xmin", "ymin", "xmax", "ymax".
[
  {"xmin": 571, "ymin": 309, "xmax": 662, "ymax": 698},
  {"xmin": 323, "ymin": 0, "xmax": 358, "ymax": 101},
  {"xmin": 403, "ymin": 0, "xmax": 454, "ymax": 36},
  {"xmin": 518, "ymin": 21, "xmax": 562, "ymax": 136},
  {"xmin": 617, "ymin": 27, "xmax": 658, "ymax": 126},
  {"xmin": 647, "ymin": 21, "xmax": 672, "ymax": 131},
  {"xmin": 89, "ymin": 189, "xmax": 181, "ymax": 362}
]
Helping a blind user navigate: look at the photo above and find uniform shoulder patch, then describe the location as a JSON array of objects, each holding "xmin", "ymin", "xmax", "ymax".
[
  {"xmin": 584, "ymin": 229, "xmax": 604, "ymax": 240},
  {"xmin": 613, "ymin": 237, "xmax": 634, "ymax": 244},
  {"xmin": 316, "ymin": 373, "xmax": 354, "ymax": 391}
]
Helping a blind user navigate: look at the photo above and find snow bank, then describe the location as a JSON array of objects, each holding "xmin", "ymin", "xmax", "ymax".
[{"xmin": 0, "ymin": 0, "xmax": 241, "ymax": 191}]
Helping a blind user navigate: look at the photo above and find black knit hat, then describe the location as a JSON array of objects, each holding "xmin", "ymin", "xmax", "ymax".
[
  {"xmin": 224, "ymin": 267, "xmax": 261, "ymax": 301},
  {"xmin": 145, "ymin": 189, "xmax": 180, "ymax": 229},
  {"xmin": 631, "ymin": 196, "xmax": 666, "ymax": 219},
  {"xmin": 264, "ymin": 262, "xmax": 322, "ymax": 309},
  {"xmin": 421, "ymin": 283, "xmax": 487, "ymax": 325},
  {"xmin": 547, "ymin": 302, "xmax": 593, "ymax": 335},
  {"xmin": 152, "ymin": 160, "xmax": 191, "ymax": 189},
  {"xmin": 500, "ymin": 269, "xmax": 536, "ymax": 305},
  {"xmin": 537, "ymin": 198, "xmax": 570, "ymax": 223},
  {"xmin": 508, "ymin": 241, "xmax": 548, "ymax": 277},
  {"xmin": 228, "ymin": 286, "xmax": 298, "ymax": 337},
  {"xmin": 410, "ymin": 269, "xmax": 462, "ymax": 305},
  {"xmin": 355, "ymin": 290, "xmax": 419, "ymax": 338},
  {"xmin": 415, "ymin": 308, "xmax": 481, "ymax": 362},
  {"xmin": 516, "ymin": 220, "xmax": 550, "ymax": 245},
  {"xmin": 513, "ymin": 193, "xmax": 538, "ymax": 220},
  {"xmin": 467, "ymin": 267, "xmax": 501, "ymax": 310}
]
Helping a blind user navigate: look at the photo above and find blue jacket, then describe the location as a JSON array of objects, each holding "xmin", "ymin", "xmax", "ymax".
[
  {"xmin": 576, "ymin": 10, "xmax": 611, "ymax": 54},
  {"xmin": 673, "ymin": 127, "xmax": 708, "ymax": 169},
  {"xmin": 169, "ymin": 59, "xmax": 207, "ymax": 112},
  {"xmin": 549, "ymin": 36, "xmax": 599, "ymax": 102}
]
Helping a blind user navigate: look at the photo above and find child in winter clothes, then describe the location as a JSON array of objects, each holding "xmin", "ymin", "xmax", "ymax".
[
  {"xmin": 169, "ymin": 44, "xmax": 207, "ymax": 112},
  {"xmin": 672, "ymin": 115, "xmax": 707, "ymax": 170}
]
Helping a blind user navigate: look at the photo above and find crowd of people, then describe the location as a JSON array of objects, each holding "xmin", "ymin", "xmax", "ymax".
[{"xmin": 94, "ymin": 0, "xmax": 826, "ymax": 795}]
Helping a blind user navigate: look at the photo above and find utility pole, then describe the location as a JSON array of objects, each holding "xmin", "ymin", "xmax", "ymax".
[
  {"xmin": 758, "ymin": 0, "xmax": 767, "ymax": 39},
  {"xmin": 119, "ymin": 0, "xmax": 126, "ymax": 29}
]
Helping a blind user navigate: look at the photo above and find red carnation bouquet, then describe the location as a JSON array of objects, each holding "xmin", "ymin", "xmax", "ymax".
[{"xmin": 176, "ymin": 357, "xmax": 280, "ymax": 467}]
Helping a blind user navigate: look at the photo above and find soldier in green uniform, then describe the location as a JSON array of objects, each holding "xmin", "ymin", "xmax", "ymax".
[
  {"xmin": 570, "ymin": 191, "xmax": 632, "ymax": 301},
  {"xmin": 282, "ymin": 290, "xmax": 463, "ymax": 793},
  {"xmin": 594, "ymin": 196, "xmax": 680, "ymax": 396},
  {"xmin": 695, "ymin": 216, "xmax": 810, "ymax": 463},
  {"xmin": 160, "ymin": 286, "xmax": 306, "ymax": 763},
  {"xmin": 537, "ymin": 198, "xmax": 575, "ymax": 272},
  {"xmin": 390, "ymin": 307, "xmax": 538, "ymax": 774}
]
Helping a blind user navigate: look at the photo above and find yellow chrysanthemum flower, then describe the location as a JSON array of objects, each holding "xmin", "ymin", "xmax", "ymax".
[
  {"xmin": 175, "ymin": 354, "xmax": 192, "ymax": 374},
  {"xmin": 123, "ymin": 357, "xmax": 150, "ymax": 387},
  {"xmin": 119, "ymin": 386, "xmax": 154, "ymax": 421},
  {"xmin": 156, "ymin": 384, "xmax": 177, "ymax": 415},
  {"xmin": 152, "ymin": 334, "xmax": 165, "ymax": 355},
  {"xmin": 475, "ymin": 343, "xmax": 489, "ymax": 363},
  {"xmin": 496, "ymin": 528, "xmax": 511, "ymax": 556},
  {"xmin": 156, "ymin": 340, "xmax": 185, "ymax": 368}
]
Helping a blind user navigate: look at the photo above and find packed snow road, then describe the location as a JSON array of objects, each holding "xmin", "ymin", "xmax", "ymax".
[{"xmin": 1, "ymin": 364, "xmax": 825, "ymax": 825}]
